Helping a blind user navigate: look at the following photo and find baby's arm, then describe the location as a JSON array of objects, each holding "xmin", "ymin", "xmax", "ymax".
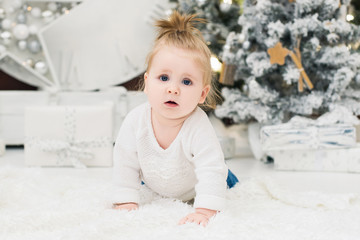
[
  {"xmin": 179, "ymin": 208, "xmax": 217, "ymax": 226},
  {"xmin": 112, "ymin": 110, "xmax": 141, "ymax": 208},
  {"xmin": 179, "ymin": 109, "xmax": 228, "ymax": 226}
]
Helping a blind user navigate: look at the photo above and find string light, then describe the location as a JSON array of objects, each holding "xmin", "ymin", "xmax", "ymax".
[
  {"xmin": 211, "ymin": 55, "xmax": 222, "ymax": 72},
  {"xmin": 346, "ymin": 14, "xmax": 354, "ymax": 21}
]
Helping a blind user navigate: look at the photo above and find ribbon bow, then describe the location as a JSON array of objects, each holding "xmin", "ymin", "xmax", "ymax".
[{"xmin": 26, "ymin": 107, "xmax": 112, "ymax": 168}]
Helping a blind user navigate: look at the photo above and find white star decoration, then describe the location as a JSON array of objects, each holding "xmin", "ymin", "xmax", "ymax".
[
  {"xmin": 0, "ymin": 0, "xmax": 81, "ymax": 88},
  {"xmin": 1, "ymin": 0, "xmax": 173, "ymax": 91}
]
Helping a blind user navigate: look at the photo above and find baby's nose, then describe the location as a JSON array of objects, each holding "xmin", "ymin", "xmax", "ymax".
[{"xmin": 167, "ymin": 87, "xmax": 179, "ymax": 95}]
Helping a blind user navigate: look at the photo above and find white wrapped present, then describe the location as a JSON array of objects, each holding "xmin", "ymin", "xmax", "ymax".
[
  {"xmin": 0, "ymin": 91, "xmax": 50, "ymax": 145},
  {"xmin": 24, "ymin": 104, "xmax": 114, "ymax": 167},
  {"xmin": 261, "ymin": 123, "xmax": 356, "ymax": 151},
  {"xmin": 268, "ymin": 144, "xmax": 360, "ymax": 173},
  {"xmin": 0, "ymin": 88, "xmax": 147, "ymax": 145},
  {"xmin": 261, "ymin": 107, "xmax": 359, "ymax": 151}
]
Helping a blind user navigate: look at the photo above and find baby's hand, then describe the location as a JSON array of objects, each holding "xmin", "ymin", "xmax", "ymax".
[
  {"xmin": 113, "ymin": 202, "xmax": 138, "ymax": 211},
  {"xmin": 178, "ymin": 208, "xmax": 217, "ymax": 227}
]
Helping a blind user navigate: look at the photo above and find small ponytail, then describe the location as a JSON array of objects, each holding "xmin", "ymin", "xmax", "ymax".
[{"xmin": 155, "ymin": 11, "xmax": 206, "ymax": 44}]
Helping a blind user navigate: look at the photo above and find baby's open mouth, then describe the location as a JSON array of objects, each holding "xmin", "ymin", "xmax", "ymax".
[{"xmin": 165, "ymin": 101, "xmax": 178, "ymax": 106}]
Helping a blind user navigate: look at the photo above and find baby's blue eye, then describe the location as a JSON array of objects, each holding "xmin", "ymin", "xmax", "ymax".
[
  {"xmin": 160, "ymin": 75, "xmax": 169, "ymax": 81},
  {"xmin": 182, "ymin": 79, "xmax": 192, "ymax": 86}
]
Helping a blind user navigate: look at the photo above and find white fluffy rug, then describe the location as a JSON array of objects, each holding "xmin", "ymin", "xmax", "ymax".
[{"xmin": 1, "ymin": 167, "xmax": 360, "ymax": 240}]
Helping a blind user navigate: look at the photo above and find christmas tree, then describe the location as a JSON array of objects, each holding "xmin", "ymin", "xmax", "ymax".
[
  {"xmin": 215, "ymin": 0, "xmax": 360, "ymax": 125},
  {"xmin": 174, "ymin": 0, "xmax": 242, "ymax": 56}
]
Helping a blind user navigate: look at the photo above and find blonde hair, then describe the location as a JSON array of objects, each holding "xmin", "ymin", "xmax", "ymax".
[{"xmin": 144, "ymin": 10, "xmax": 220, "ymax": 110}]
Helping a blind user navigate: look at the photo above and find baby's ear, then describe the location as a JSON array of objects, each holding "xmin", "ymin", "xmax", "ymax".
[
  {"xmin": 199, "ymin": 85, "xmax": 210, "ymax": 104},
  {"xmin": 143, "ymin": 72, "xmax": 148, "ymax": 93}
]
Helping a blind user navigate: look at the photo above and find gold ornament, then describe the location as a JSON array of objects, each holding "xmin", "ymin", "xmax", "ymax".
[
  {"xmin": 219, "ymin": 62, "xmax": 236, "ymax": 86},
  {"xmin": 267, "ymin": 41, "xmax": 313, "ymax": 92}
]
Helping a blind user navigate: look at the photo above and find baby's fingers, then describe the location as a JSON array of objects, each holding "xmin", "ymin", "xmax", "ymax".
[
  {"xmin": 178, "ymin": 216, "xmax": 190, "ymax": 225},
  {"xmin": 113, "ymin": 203, "xmax": 138, "ymax": 211},
  {"xmin": 178, "ymin": 213, "xmax": 209, "ymax": 226}
]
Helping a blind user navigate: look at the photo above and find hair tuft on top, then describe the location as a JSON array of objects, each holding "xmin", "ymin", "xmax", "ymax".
[{"xmin": 155, "ymin": 11, "xmax": 206, "ymax": 44}]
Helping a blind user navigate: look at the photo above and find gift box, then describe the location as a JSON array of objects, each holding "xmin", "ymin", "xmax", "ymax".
[
  {"xmin": 267, "ymin": 144, "xmax": 360, "ymax": 173},
  {"xmin": 0, "ymin": 88, "xmax": 147, "ymax": 145},
  {"xmin": 261, "ymin": 123, "xmax": 356, "ymax": 151},
  {"xmin": 24, "ymin": 104, "xmax": 114, "ymax": 167},
  {"xmin": 0, "ymin": 91, "xmax": 50, "ymax": 145}
]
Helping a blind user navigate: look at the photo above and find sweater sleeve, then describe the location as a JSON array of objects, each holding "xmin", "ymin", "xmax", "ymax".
[
  {"xmin": 189, "ymin": 110, "xmax": 228, "ymax": 211},
  {"xmin": 111, "ymin": 110, "xmax": 141, "ymax": 204}
]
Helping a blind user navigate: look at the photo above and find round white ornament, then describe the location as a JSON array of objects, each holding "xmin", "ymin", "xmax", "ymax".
[
  {"xmin": 31, "ymin": 7, "xmax": 42, "ymax": 18},
  {"xmin": 47, "ymin": 3, "xmax": 58, "ymax": 12},
  {"xmin": 17, "ymin": 40, "xmax": 27, "ymax": 50},
  {"xmin": 12, "ymin": 24, "xmax": 29, "ymax": 40},
  {"xmin": 34, "ymin": 61, "xmax": 48, "ymax": 75},
  {"xmin": 42, "ymin": 10, "xmax": 54, "ymax": 23},
  {"xmin": 1, "ymin": 18, "xmax": 12, "ymax": 30},
  {"xmin": 0, "ymin": 31, "xmax": 12, "ymax": 45},
  {"xmin": 12, "ymin": 0, "xmax": 23, "ymax": 9}
]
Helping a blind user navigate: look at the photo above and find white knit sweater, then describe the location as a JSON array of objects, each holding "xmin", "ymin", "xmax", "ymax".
[{"xmin": 112, "ymin": 102, "xmax": 228, "ymax": 210}]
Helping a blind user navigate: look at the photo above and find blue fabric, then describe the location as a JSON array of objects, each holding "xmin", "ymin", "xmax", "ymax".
[
  {"xmin": 226, "ymin": 169, "xmax": 239, "ymax": 188},
  {"xmin": 141, "ymin": 169, "xmax": 239, "ymax": 188}
]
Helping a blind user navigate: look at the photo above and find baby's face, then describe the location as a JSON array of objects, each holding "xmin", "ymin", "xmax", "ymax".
[{"xmin": 144, "ymin": 45, "xmax": 209, "ymax": 122}]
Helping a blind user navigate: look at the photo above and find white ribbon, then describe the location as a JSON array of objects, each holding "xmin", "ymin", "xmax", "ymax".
[
  {"xmin": 261, "ymin": 106, "xmax": 358, "ymax": 151},
  {"xmin": 26, "ymin": 107, "xmax": 112, "ymax": 168},
  {"xmin": 261, "ymin": 125, "xmax": 356, "ymax": 151},
  {"xmin": 26, "ymin": 137, "xmax": 113, "ymax": 168}
]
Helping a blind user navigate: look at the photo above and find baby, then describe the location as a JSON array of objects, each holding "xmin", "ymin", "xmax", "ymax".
[{"xmin": 112, "ymin": 11, "xmax": 238, "ymax": 226}]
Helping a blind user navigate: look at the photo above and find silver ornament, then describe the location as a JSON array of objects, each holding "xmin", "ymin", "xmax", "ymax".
[
  {"xmin": 17, "ymin": 40, "xmax": 27, "ymax": 50},
  {"xmin": 16, "ymin": 12, "xmax": 27, "ymax": 23},
  {"xmin": 27, "ymin": 39, "xmax": 41, "ymax": 54},
  {"xmin": 0, "ymin": 31, "xmax": 12, "ymax": 45},
  {"xmin": 34, "ymin": 61, "xmax": 48, "ymax": 75}
]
